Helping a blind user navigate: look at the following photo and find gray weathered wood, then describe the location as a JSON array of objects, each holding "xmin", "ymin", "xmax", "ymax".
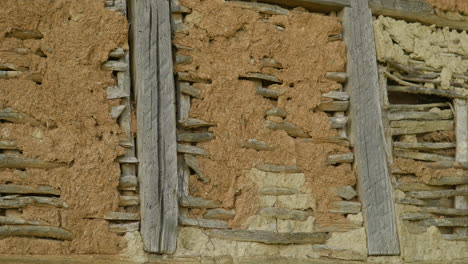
[
  {"xmin": 442, "ymin": 234, "xmax": 468, "ymax": 241},
  {"xmin": 428, "ymin": 176, "xmax": 468, "ymax": 186},
  {"xmin": 393, "ymin": 149, "xmax": 454, "ymax": 162},
  {"xmin": 204, "ymin": 209, "xmax": 236, "ymax": 220},
  {"xmin": 343, "ymin": 2, "xmax": 400, "ymax": 255},
  {"xmin": 326, "ymin": 153, "xmax": 354, "ymax": 164},
  {"xmin": 106, "ymin": 86, "xmax": 129, "ymax": 99},
  {"xmin": 0, "ymin": 226, "xmax": 73, "ymax": 240},
  {"xmin": 0, "ymin": 184, "xmax": 60, "ymax": 196},
  {"xmin": 422, "ymin": 207, "xmax": 468, "ymax": 216},
  {"xmin": 299, "ymin": 137, "xmax": 350, "ymax": 147},
  {"xmin": 0, "ymin": 216, "xmax": 42, "ymax": 225},
  {"xmin": 400, "ymin": 212, "xmax": 433, "ymax": 221},
  {"xmin": 119, "ymin": 175, "xmax": 138, "ymax": 190},
  {"xmin": 177, "ymin": 72, "xmax": 210, "ymax": 83},
  {"xmin": 177, "ymin": 144, "xmax": 207, "ymax": 156},
  {"xmin": 388, "ymin": 110, "xmax": 453, "ymax": 121},
  {"xmin": 175, "ymin": 54, "xmax": 192, "ymax": 65},
  {"xmin": 109, "ymin": 48, "xmax": 125, "ymax": 58},
  {"xmin": 252, "ymin": 0, "xmax": 350, "ymax": 12},
  {"xmin": 204, "ymin": 229, "xmax": 330, "ymax": 245},
  {"xmin": 388, "ymin": 103, "xmax": 449, "ymax": 112},
  {"xmin": 179, "ymin": 196, "xmax": 222, "ymax": 208},
  {"xmin": 256, "ymin": 87, "xmax": 286, "ymax": 99},
  {"xmin": 0, "ymin": 140, "xmax": 17, "ymax": 150},
  {"xmin": 454, "ymin": 99, "xmax": 468, "ymax": 235},
  {"xmin": 316, "ymin": 100, "xmax": 349, "ymax": 112},
  {"xmin": 177, "ymin": 132, "xmax": 215, "ymax": 143},
  {"xmin": 265, "ymin": 107, "xmax": 287, "ymax": 118},
  {"xmin": 0, "ymin": 154, "xmax": 64, "ymax": 169},
  {"xmin": 329, "ymin": 116, "xmax": 348, "ymax": 129},
  {"xmin": 242, "ymin": 73, "xmax": 281, "ymax": 83},
  {"xmin": 390, "ymin": 120, "xmax": 454, "ymax": 136},
  {"xmin": 0, "ymin": 108, "xmax": 43, "ymax": 126},
  {"xmin": 329, "ymin": 201, "xmax": 361, "ymax": 214},
  {"xmin": 0, "ymin": 196, "xmax": 68, "ymax": 209},
  {"xmin": 111, "ymin": 105, "xmax": 126, "ymax": 119},
  {"xmin": 130, "ymin": 0, "xmax": 179, "ymax": 253},
  {"xmin": 119, "ymin": 195, "xmax": 140, "ymax": 207},
  {"xmin": 225, "ymin": 1, "xmax": 289, "ymax": 15},
  {"xmin": 178, "ymin": 118, "xmax": 215, "ymax": 129},
  {"xmin": 419, "ymin": 218, "xmax": 468, "ymax": 227},
  {"xmin": 325, "ymin": 72, "xmax": 347, "ymax": 83},
  {"xmin": 322, "ymin": 91, "xmax": 349, "ymax": 101},
  {"xmin": 179, "ymin": 216, "xmax": 227, "ymax": 229},
  {"xmin": 5, "ymin": 29, "xmax": 43, "ymax": 40},
  {"xmin": 109, "ymin": 222, "xmax": 140, "ymax": 234},
  {"xmin": 368, "ymin": 0, "xmax": 468, "ymax": 32},
  {"xmin": 184, "ymin": 154, "xmax": 209, "ymax": 183},
  {"xmin": 407, "ymin": 189, "xmax": 468, "ymax": 199},
  {"xmin": 255, "ymin": 164, "xmax": 303, "ymax": 173},
  {"xmin": 258, "ymin": 207, "xmax": 309, "ymax": 221},
  {"xmin": 101, "ymin": 61, "xmax": 128, "ymax": 72},
  {"xmin": 0, "ymin": 71, "xmax": 21, "ymax": 79},
  {"xmin": 393, "ymin": 142, "xmax": 455, "ymax": 151},
  {"xmin": 387, "ymin": 85, "xmax": 468, "ymax": 99},
  {"xmin": 179, "ymin": 82, "xmax": 201, "ymax": 98},
  {"xmin": 242, "ymin": 139, "xmax": 277, "ymax": 151},
  {"xmin": 264, "ymin": 120, "xmax": 309, "ymax": 138},
  {"xmin": 394, "ymin": 182, "xmax": 447, "ymax": 192}
]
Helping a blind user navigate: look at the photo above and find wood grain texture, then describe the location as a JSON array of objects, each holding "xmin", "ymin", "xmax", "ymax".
[
  {"xmin": 343, "ymin": 1, "xmax": 400, "ymax": 255},
  {"xmin": 454, "ymin": 99, "xmax": 468, "ymax": 235},
  {"xmin": 130, "ymin": 0, "xmax": 178, "ymax": 253}
]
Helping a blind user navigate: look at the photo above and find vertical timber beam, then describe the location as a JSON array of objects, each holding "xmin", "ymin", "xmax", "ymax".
[
  {"xmin": 454, "ymin": 99, "xmax": 468, "ymax": 235},
  {"xmin": 343, "ymin": 0, "xmax": 400, "ymax": 255},
  {"xmin": 129, "ymin": 0, "xmax": 179, "ymax": 253}
]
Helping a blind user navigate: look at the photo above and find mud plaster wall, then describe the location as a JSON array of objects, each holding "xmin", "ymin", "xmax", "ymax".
[
  {"xmin": 425, "ymin": 0, "xmax": 468, "ymax": 15},
  {"xmin": 175, "ymin": 0, "xmax": 354, "ymax": 227},
  {"xmin": 171, "ymin": 0, "xmax": 367, "ymax": 261},
  {"xmin": 0, "ymin": 0, "xmax": 128, "ymax": 255},
  {"xmin": 373, "ymin": 16, "xmax": 468, "ymax": 262}
]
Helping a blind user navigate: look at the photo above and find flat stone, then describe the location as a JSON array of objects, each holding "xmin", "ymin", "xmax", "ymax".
[
  {"xmin": 329, "ymin": 201, "xmax": 361, "ymax": 214},
  {"xmin": 177, "ymin": 144, "xmax": 208, "ymax": 156},
  {"xmin": 177, "ymin": 132, "xmax": 215, "ymax": 143},
  {"xmin": 277, "ymin": 194, "xmax": 315, "ymax": 210},
  {"xmin": 265, "ymin": 120, "xmax": 309, "ymax": 138},
  {"xmin": 242, "ymin": 139, "xmax": 276, "ymax": 151},
  {"xmin": 265, "ymin": 107, "xmax": 287, "ymax": 117},
  {"xmin": 313, "ymin": 245, "xmax": 366, "ymax": 261},
  {"xmin": 179, "ymin": 216, "xmax": 227, "ymax": 229},
  {"xmin": 179, "ymin": 196, "xmax": 221, "ymax": 208},
  {"xmin": 204, "ymin": 209, "xmax": 235, "ymax": 220},
  {"xmin": 259, "ymin": 187, "xmax": 299, "ymax": 196},
  {"xmin": 178, "ymin": 118, "xmax": 216, "ymax": 129},
  {"xmin": 277, "ymin": 216, "xmax": 315, "ymax": 233},
  {"xmin": 263, "ymin": 172, "xmax": 305, "ymax": 190},
  {"xmin": 204, "ymin": 229, "xmax": 330, "ymax": 245},
  {"xmin": 335, "ymin": 186, "xmax": 357, "ymax": 200},
  {"xmin": 256, "ymin": 164, "xmax": 303, "ymax": 173},
  {"xmin": 258, "ymin": 207, "xmax": 309, "ymax": 221}
]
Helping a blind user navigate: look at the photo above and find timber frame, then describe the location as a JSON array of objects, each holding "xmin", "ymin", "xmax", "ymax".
[{"xmin": 130, "ymin": 0, "xmax": 467, "ymax": 257}]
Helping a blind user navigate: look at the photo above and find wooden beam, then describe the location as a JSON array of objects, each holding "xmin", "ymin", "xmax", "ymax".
[
  {"xmin": 129, "ymin": 0, "xmax": 178, "ymax": 254},
  {"xmin": 343, "ymin": 1, "xmax": 400, "ymax": 255},
  {"xmin": 454, "ymin": 99, "xmax": 468, "ymax": 235},
  {"xmin": 368, "ymin": 0, "xmax": 468, "ymax": 32}
]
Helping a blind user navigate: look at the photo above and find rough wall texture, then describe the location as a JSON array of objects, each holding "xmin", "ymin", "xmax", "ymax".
[
  {"xmin": 374, "ymin": 15, "xmax": 468, "ymax": 262},
  {"xmin": 0, "ymin": 0, "xmax": 128, "ymax": 254},
  {"xmin": 426, "ymin": 0, "xmax": 468, "ymax": 15},
  {"xmin": 175, "ymin": 0, "xmax": 354, "ymax": 226}
]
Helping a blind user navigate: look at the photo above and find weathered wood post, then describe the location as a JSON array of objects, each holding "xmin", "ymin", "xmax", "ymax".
[
  {"xmin": 129, "ymin": 0, "xmax": 179, "ymax": 254},
  {"xmin": 454, "ymin": 99, "xmax": 468, "ymax": 235},
  {"xmin": 343, "ymin": 0, "xmax": 400, "ymax": 255}
]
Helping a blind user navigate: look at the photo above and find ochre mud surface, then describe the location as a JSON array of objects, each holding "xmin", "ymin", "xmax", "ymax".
[
  {"xmin": 0, "ymin": 0, "xmax": 127, "ymax": 254},
  {"xmin": 426, "ymin": 0, "xmax": 468, "ymax": 14},
  {"xmin": 175, "ymin": 0, "xmax": 354, "ymax": 226}
]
